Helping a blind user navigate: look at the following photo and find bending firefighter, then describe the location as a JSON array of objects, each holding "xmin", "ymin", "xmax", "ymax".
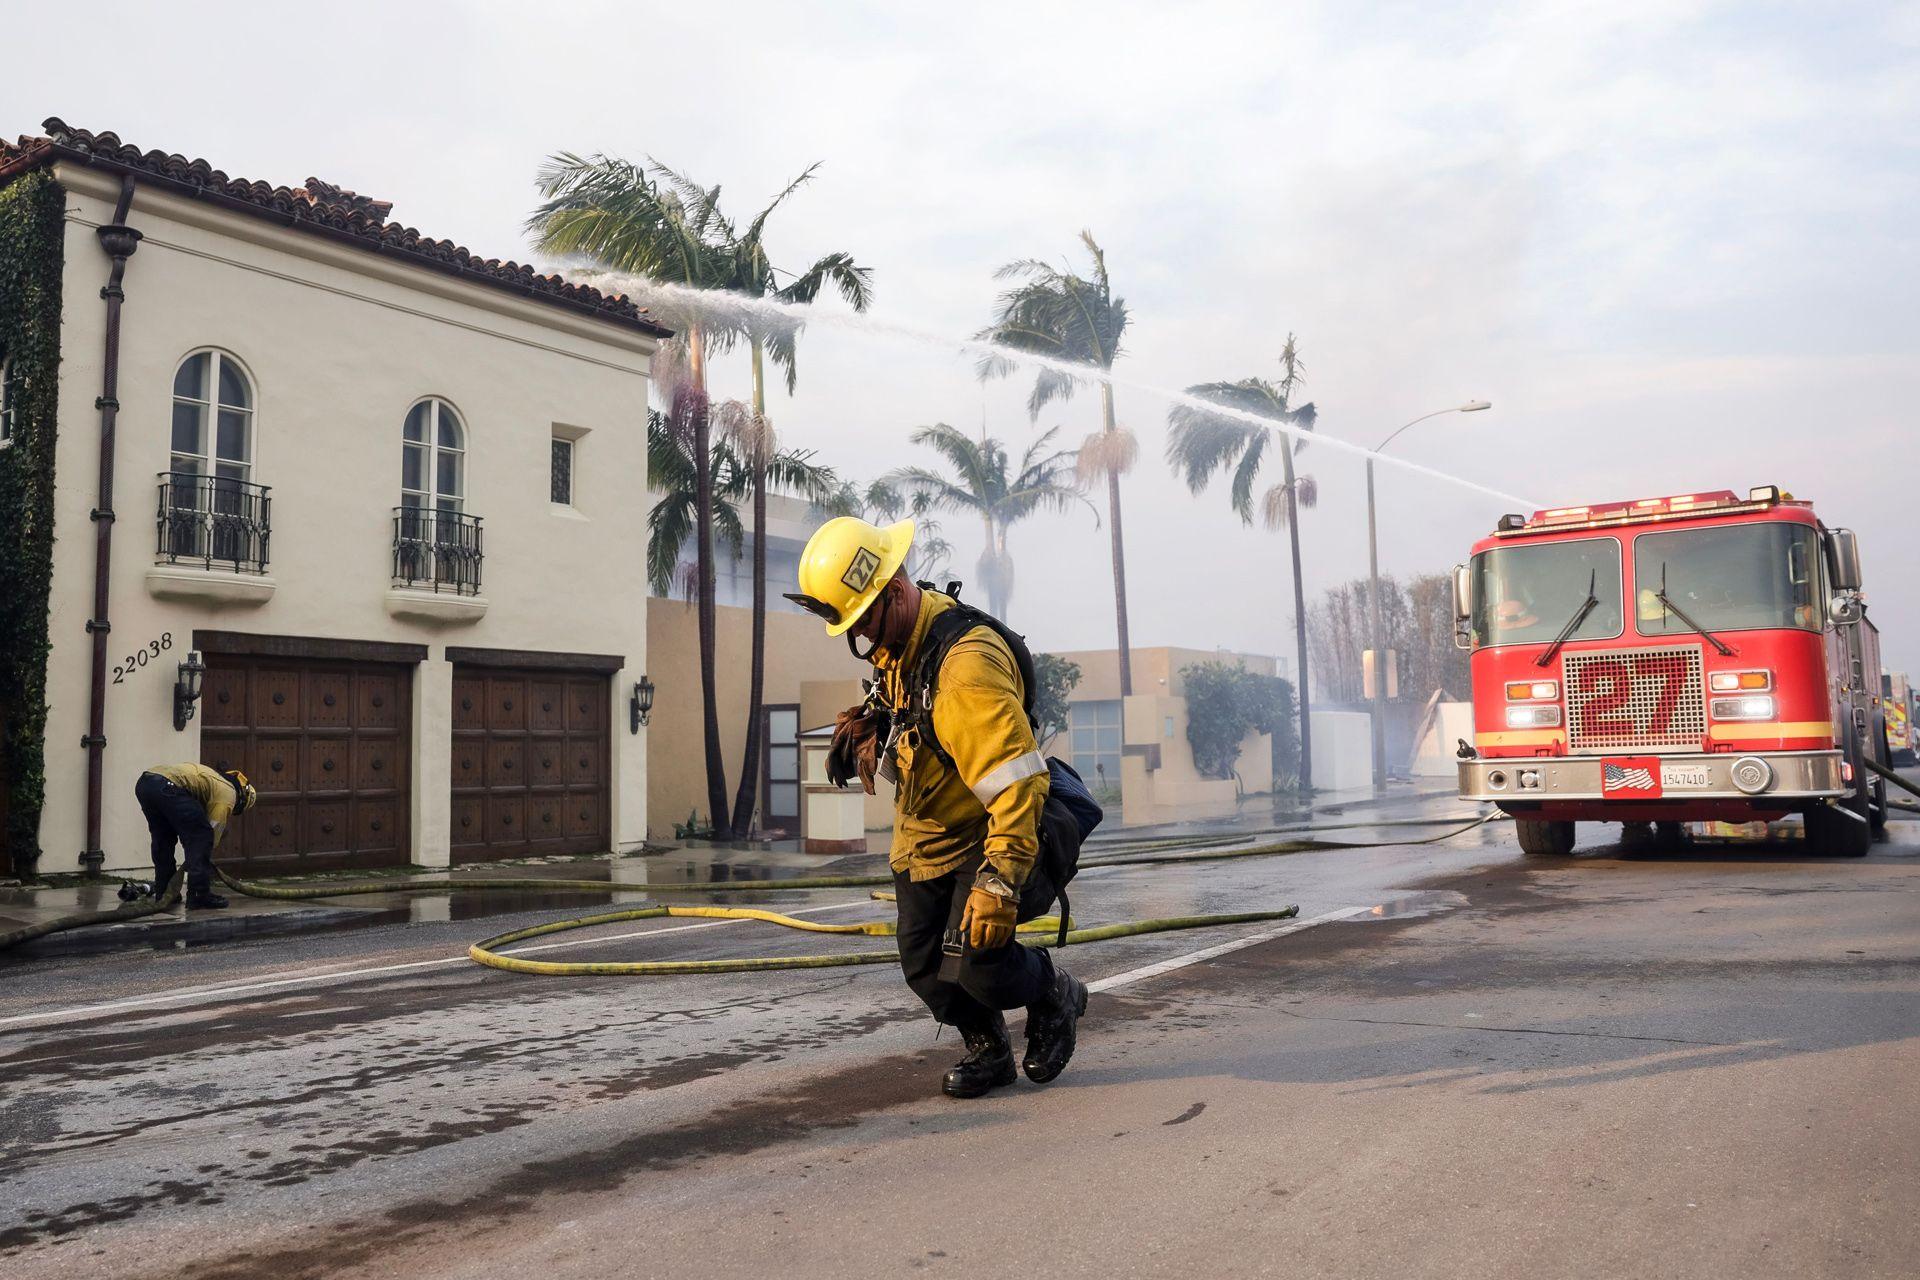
[
  {"xmin": 134, "ymin": 763, "xmax": 257, "ymax": 909},
  {"xmin": 787, "ymin": 516, "xmax": 1100, "ymax": 1099}
]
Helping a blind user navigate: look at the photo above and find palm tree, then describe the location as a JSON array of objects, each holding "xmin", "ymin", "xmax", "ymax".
[
  {"xmin": 646, "ymin": 407, "xmax": 840, "ymax": 601},
  {"xmin": 532, "ymin": 157, "xmax": 870, "ymax": 838},
  {"xmin": 886, "ymin": 423, "xmax": 1094, "ymax": 621},
  {"xmin": 976, "ymin": 232, "xmax": 1137, "ymax": 692},
  {"xmin": 530, "ymin": 156, "xmax": 738, "ymax": 836},
  {"xmin": 1165, "ymin": 335, "xmax": 1320, "ymax": 792},
  {"xmin": 698, "ymin": 171, "xmax": 872, "ymax": 838}
]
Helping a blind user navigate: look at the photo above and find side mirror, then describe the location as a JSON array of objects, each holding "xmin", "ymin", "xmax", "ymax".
[
  {"xmin": 1828, "ymin": 529, "xmax": 1862, "ymax": 592},
  {"xmin": 1451, "ymin": 563, "xmax": 1473, "ymax": 649}
]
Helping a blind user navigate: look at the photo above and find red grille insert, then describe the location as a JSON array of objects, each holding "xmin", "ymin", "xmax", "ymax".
[{"xmin": 1563, "ymin": 646, "xmax": 1704, "ymax": 751}]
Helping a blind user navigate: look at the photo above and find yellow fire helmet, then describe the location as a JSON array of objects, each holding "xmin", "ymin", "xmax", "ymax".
[
  {"xmin": 784, "ymin": 516, "xmax": 915, "ymax": 636},
  {"xmin": 221, "ymin": 768, "xmax": 257, "ymax": 815}
]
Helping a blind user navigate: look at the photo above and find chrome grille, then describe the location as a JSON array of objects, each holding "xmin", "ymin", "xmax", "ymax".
[{"xmin": 1563, "ymin": 646, "xmax": 1704, "ymax": 751}]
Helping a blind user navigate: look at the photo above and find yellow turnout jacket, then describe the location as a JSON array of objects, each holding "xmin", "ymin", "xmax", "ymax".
[
  {"xmin": 873, "ymin": 592, "xmax": 1050, "ymax": 884},
  {"xmin": 148, "ymin": 762, "xmax": 240, "ymax": 847}
]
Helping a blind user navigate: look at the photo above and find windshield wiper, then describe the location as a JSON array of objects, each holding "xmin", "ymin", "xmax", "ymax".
[
  {"xmin": 1536, "ymin": 569, "xmax": 1599, "ymax": 668},
  {"xmin": 1654, "ymin": 563, "xmax": 1735, "ymax": 657}
]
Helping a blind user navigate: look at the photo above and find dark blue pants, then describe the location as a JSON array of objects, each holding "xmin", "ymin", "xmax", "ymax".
[
  {"xmin": 893, "ymin": 853, "xmax": 1057, "ymax": 1029},
  {"xmin": 134, "ymin": 772, "xmax": 215, "ymax": 893}
]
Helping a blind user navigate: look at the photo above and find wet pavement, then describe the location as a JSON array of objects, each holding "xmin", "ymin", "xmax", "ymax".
[{"xmin": 2, "ymin": 789, "xmax": 1916, "ymax": 1279}]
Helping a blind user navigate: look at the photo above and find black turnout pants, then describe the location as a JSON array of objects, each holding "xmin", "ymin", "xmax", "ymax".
[
  {"xmin": 894, "ymin": 851, "xmax": 1058, "ymax": 1029},
  {"xmin": 135, "ymin": 773, "xmax": 215, "ymax": 893}
]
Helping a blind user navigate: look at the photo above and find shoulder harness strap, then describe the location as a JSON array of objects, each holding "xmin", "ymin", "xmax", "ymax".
[{"xmin": 900, "ymin": 600, "xmax": 1038, "ymax": 769}]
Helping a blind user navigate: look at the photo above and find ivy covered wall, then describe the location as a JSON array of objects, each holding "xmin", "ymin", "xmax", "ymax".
[{"xmin": 0, "ymin": 168, "xmax": 66, "ymax": 877}]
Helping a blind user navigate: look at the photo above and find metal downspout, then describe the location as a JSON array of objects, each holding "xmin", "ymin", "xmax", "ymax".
[{"xmin": 81, "ymin": 175, "xmax": 141, "ymax": 874}]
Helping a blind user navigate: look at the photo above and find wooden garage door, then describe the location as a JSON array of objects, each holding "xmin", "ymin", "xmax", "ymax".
[
  {"xmin": 200, "ymin": 656, "xmax": 412, "ymax": 873},
  {"xmin": 450, "ymin": 666, "xmax": 609, "ymax": 863}
]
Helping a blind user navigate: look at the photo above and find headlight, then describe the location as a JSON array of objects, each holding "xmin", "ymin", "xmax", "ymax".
[
  {"xmin": 1708, "ymin": 670, "xmax": 1771, "ymax": 692},
  {"xmin": 1505, "ymin": 705, "xmax": 1563, "ymax": 728},
  {"xmin": 1709, "ymin": 695, "xmax": 1775, "ymax": 721},
  {"xmin": 1504, "ymin": 680, "xmax": 1559, "ymax": 701}
]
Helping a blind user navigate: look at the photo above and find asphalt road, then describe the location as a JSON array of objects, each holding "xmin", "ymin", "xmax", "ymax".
[{"xmin": 3, "ymin": 807, "xmax": 1916, "ymax": 1279}]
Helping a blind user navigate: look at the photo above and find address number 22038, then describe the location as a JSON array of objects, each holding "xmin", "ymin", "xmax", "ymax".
[{"xmin": 112, "ymin": 633, "xmax": 174, "ymax": 684}]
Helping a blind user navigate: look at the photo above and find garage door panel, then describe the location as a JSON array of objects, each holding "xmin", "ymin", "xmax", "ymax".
[
  {"xmin": 529, "ymin": 793, "xmax": 566, "ymax": 842},
  {"xmin": 565, "ymin": 791, "xmax": 601, "ymax": 839},
  {"xmin": 355, "ymin": 738, "xmax": 401, "ymax": 791},
  {"xmin": 255, "ymin": 669, "xmax": 303, "ymax": 728},
  {"xmin": 202, "ymin": 653, "xmax": 413, "ymax": 874},
  {"xmin": 566, "ymin": 682, "xmax": 603, "ymax": 732},
  {"xmin": 305, "ymin": 800, "xmax": 350, "ymax": 854},
  {"xmin": 253, "ymin": 737, "xmax": 301, "ymax": 793},
  {"xmin": 202, "ymin": 666, "xmax": 248, "ymax": 728},
  {"xmin": 565, "ymin": 741, "xmax": 602, "ymax": 787},
  {"xmin": 306, "ymin": 738, "xmax": 351, "ymax": 791},
  {"xmin": 307, "ymin": 672, "xmax": 353, "ymax": 729},
  {"xmin": 357, "ymin": 674, "xmax": 404, "ymax": 729},
  {"xmin": 451, "ymin": 795, "xmax": 486, "ymax": 848},
  {"xmin": 485, "ymin": 738, "xmax": 524, "ymax": 788},
  {"xmin": 356, "ymin": 799, "xmax": 400, "ymax": 853},
  {"xmin": 200, "ymin": 735, "xmax": 246, "ymax": 777},
  {"xmin": 252, "ymin": 801, "xmax": 301, "ymax": 858},
  {"xmin": 487, "ymin": 793, "xmax": 526, "ymax": 844},
  {"xmin": 487, "ymin": 678, "xmax": 527, "ymax": 732},
  {"xmin": 528, "ymin": 744, "xmax": 565, "ymax": 786},
  {"xmin": 530, "ymin": 682, "xmax": 568, "ymax": 732},
  {"xmin": 453, "ymin": 679, "xmax": 486, "ymax": 732},
  {"xmin": 451, "ymin": 736, "xmax": 484, "ymax": 790}
]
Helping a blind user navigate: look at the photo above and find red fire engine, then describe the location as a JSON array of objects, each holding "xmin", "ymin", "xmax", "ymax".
[{"xmin": 1453, "ymin": 485, "xmax": 1891, "ymax": 857}]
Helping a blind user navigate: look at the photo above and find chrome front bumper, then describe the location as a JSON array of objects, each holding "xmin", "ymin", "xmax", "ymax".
[{"xmin": 1457, "ymin": 750, "xmax": 1845, "ymax": 802}]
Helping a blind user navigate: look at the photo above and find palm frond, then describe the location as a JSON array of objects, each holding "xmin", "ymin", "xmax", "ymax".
[{"xmin": 1075, "ymin": 425, "xmax": 1137, "ymax": 484}]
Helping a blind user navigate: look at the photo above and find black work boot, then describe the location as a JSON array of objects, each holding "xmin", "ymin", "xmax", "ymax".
[
  {"xmin": 1022, "ymin": 960, "xmax": 1089, "ymax": 1084},
  {"xmin": 942, "ymin": 1015, "xmax": 1017, "ymax": 1098},
  {"xmin": 185, "ymin": 884, "xmax": 229, "ymax": 910}
]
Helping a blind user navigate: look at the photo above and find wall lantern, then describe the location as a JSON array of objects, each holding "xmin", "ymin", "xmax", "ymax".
[
  {"xmin": 173, "ymin": 650, "xmax": 207, "ymax": 731},
  {"xmin": 630, "ymin": 675, "xmax": 655, "ymax": 733}
]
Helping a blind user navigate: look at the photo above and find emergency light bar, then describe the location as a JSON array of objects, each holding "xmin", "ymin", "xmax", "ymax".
[{"xmin": 1496, "ymin": 485, "xmax": 1796, "ymax": 537}]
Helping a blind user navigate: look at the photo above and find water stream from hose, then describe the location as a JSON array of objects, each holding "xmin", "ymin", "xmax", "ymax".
[{"xmin": 566, "ymin": 270, "xmax": 1540, "ymax": 509}]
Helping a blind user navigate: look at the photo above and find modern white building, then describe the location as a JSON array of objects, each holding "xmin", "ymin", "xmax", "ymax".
[{"xmin": 0, "ymin": 119, "xmax": 667, "ymax": 877}]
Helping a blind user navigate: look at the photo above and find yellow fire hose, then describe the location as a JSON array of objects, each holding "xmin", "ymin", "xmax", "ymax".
[{"xmin": 0, "ymin": 813, "xmax": 1497, "ymax": 960}]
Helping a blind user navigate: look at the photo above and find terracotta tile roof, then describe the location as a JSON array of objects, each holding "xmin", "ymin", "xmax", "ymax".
[{"xmin": 0, "ymin": 118, "xmax": 671, "ymax": 339}]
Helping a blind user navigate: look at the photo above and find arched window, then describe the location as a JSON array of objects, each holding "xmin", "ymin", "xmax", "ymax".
[
  {"xmin": 172, "ymin": 350, "xmax": 253, "ymax": 484},
  {"xmin": 166, "ymin": 351, "xmax": 263, "ymax": 567},
  {"xmin": 1, "ymin": 349, "xmax": 17, "ymax": 445},
  {"xmin": 402, "ymin": 398, "xmax": 465, "ymax": 512}
]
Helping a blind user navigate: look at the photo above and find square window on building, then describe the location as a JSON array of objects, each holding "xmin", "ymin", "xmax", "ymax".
[
  {"xmin": 551, "ymin": 436, "xmax": 574, "ymax": 505},
  {"xmin": 1069, "ymin": 700, "xmax": 1123, "ymax": 796}
]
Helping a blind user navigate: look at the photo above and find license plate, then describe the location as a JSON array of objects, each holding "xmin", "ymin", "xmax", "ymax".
[
  {"xmin": 1601, "ymin": 756, "xmax": 1663, "ymax": 797},
  {"xmin": 1660, "ymin": 763, "xmax": 1713, "ymax": 790}
]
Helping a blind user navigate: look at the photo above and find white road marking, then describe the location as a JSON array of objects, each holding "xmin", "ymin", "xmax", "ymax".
[
  {"xmin": 0, "ymin": 901, "xmax": 869, "ymax": 1031},
  {"xmin": 1087, "ymin": 906, "xmax": 1371, "ymax": 994}
]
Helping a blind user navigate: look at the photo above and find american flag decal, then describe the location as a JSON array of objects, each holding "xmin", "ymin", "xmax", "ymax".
[{"xmin": 1603, "ymin": 763, "xmax": 1655, "ymax": 790}]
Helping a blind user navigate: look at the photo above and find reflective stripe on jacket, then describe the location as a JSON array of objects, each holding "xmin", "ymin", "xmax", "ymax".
[{"xmin": 875, "ymin": 592, "xmax": 1050, "ymax": 883}]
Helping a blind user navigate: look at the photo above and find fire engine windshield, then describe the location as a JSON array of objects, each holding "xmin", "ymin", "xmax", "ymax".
[
  {"xmin": 1470, "ymin": 537, "xmax": 1623, "ymax": 648},
  {"xmin": 1633, "ymin": 521, "xmax": 1820, "ymax": 634}
]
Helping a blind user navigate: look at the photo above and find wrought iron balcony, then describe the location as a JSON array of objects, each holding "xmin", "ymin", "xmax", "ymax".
[
  {"xmin": 155, "ymin": 472, "xmax": 271, "ymax": 573},
  {"xmin": 393, "ymin": 506, "xmax": 484, "ymax": 596}
]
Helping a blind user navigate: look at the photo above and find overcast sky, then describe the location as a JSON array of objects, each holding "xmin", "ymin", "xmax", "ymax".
[{"xmin": 8, "ymin": 1, "xmax": 1918, "ymax": 672}]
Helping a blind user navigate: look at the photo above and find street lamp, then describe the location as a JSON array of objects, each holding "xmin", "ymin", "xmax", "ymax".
[{"xmin": 1366, "ymin": 400, "xmax": 1491, "ymax": 789}]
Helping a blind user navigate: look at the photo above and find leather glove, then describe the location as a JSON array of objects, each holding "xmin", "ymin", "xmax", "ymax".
[
  {"xmin": 827, "ymin": 705, "xmax": 882, "ymax": 794},
  {"xmin": 961, "ymin": 878, "xmax": 1019, "ymax": 950}
]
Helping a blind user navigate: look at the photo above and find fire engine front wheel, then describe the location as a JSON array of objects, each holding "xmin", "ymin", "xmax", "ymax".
[
  {"xmin": 1515, "ymin": 818, "xmax": 1577, "ymax": 857},
  {"xmin": 1803, "ymin": 797, "xmax": 1871, "ymax": 857}
]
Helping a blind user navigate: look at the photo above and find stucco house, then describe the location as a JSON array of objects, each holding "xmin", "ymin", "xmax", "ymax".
[{"xmin": 0, "ymin": 119, "xmax": 668, "ymax": 878}]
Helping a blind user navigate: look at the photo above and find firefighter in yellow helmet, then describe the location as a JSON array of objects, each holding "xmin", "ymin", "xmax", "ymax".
[
  {"xmin": 787, "ymin": 515, "xmax": 1089, "ymax": 1099},
  {"xmin": 134, "ymin": 763, "xmax": 257, "ymax": 908}
]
